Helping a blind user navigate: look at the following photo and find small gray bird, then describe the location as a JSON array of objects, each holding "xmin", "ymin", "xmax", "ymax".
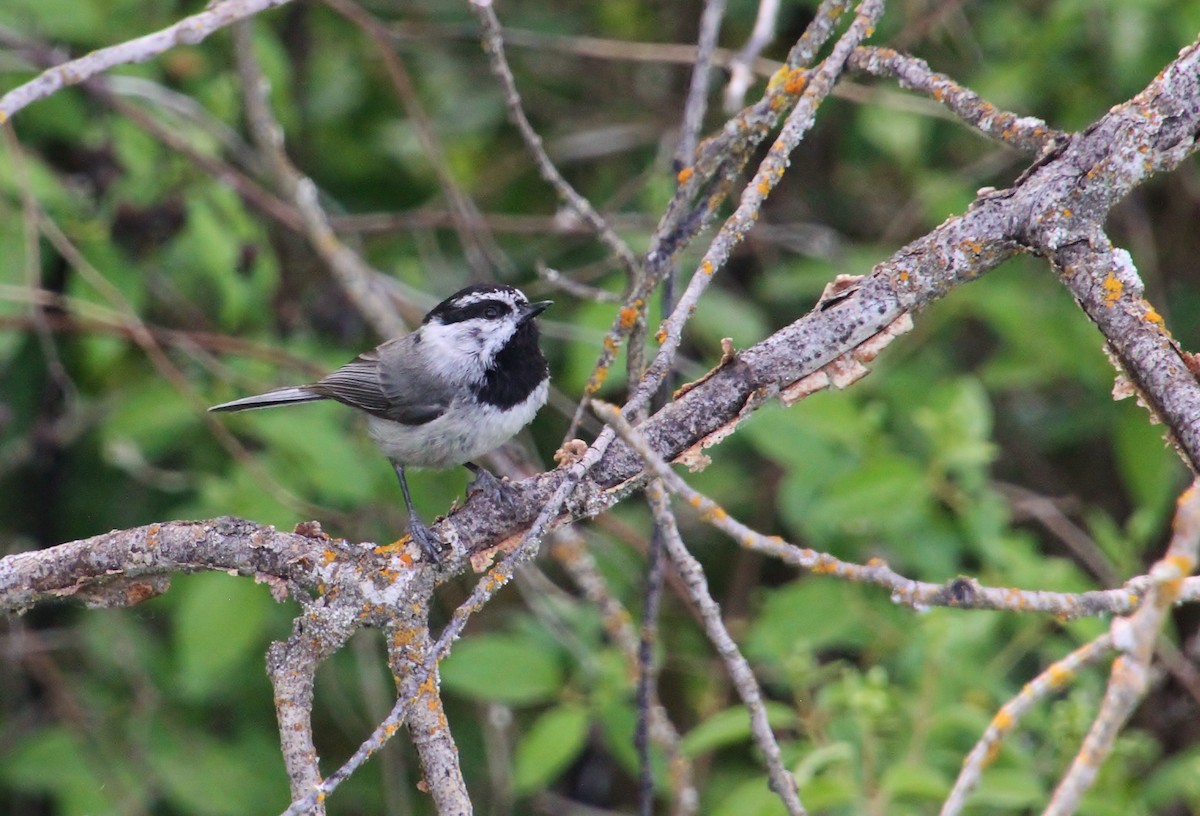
[{"xmin": 210, "ymin": 283, "xmax": 551, "ymax": 561}]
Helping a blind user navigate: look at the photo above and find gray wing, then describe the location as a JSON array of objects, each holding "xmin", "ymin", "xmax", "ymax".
[{"xmin": 311, "ymin": 336, "xmax": 451, "ymax": 425}]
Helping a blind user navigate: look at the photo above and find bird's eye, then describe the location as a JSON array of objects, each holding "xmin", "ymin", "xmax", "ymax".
[{"xmin": 483, "ymin": 306, "xmax": 500, "ymax": 319}]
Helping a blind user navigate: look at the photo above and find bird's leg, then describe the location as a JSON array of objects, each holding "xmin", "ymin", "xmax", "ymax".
[
  {"xmin": 464, "ymin": 462, "xmax": 518, "ymax": 511},
  {"xmin": 392, "ymin": 463, "xmax": 444, "ymax": 562}
]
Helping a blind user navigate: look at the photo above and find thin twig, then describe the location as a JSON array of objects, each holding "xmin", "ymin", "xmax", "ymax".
[
  {"xmin": 627, "ymin": 0, "xmax": 886, "ymax": 420},
  {"xmin": 563, "ymin": 0, "xmax": 855, "ymax": 441},
  {"xmin": 321, "ymin": 0, "xmax": 509, "ymax": 279},
  {"xmin": 0, "ymin": 0, "xmax": 295, "ymax": 122},
  {"xmin": 938, "ymin": 634, "xmax": 1115, "ymax": 816},
  {"xmin": 847, "ymin": 47, "xmax": 1062, "ymax": 154},
  {"xmin": 674, "ymin": 0, "xmax": 727, "ymax": 169},
  {"xmin": 232, "ymin": 20, "xmax": 416, "ymax": 336},
  {"xmin": 468, "ymin": 0, "xmax": 640, "ymax": 279},
  {"xmin": 549, "ymin": 528, "xmax": 699, "ymax": 816},
  {"xmin": 1044, "ymin": 482, "xmax": 1200, "ymax": 815},
  {"xmin": 647, "ymin": 481, "xmax": 805, "ymax": 815},
  {"xmin": 636, "ymin": 517, "xmax": 668, "ymax": 816},
  {"xmin": 590, "ymin": 400, "xmax": 1189, "ymax": 619},
  {"xmin": 724, "ymin": 0, "xmax": 782, "ymax": 112}
]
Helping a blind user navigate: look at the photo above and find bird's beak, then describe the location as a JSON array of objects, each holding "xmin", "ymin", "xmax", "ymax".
[{"xmin": 519, "ymin": 300, "xmax": 553, "ymax": 324}]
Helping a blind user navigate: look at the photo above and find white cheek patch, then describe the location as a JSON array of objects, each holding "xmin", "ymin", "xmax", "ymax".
[{"xmin": 420, "ymin": 319, "xmax": 517, "ymax": 384}]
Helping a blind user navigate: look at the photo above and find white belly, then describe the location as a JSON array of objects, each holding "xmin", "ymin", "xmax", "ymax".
[{"xmin": 365, "ymin": 380, "xmax": 548, "ymax": 469}]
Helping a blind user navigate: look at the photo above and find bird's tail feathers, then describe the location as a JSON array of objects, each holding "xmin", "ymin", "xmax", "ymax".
[{"xmin": 208, "ymin": 386, "xmax": 324, "ymax": 413}]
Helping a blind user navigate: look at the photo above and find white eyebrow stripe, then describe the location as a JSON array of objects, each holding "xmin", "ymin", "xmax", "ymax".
[{"xmin": 450, "ymin": 290, "xmax": 525, "ymax": 308}]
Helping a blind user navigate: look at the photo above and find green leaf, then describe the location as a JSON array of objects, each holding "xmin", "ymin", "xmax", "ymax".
[
  {"xmin": 912, "ymin": 378, "xmax": 996, "ymax": 481},
  {"xmin": 173, "ymin": 572, "xmax": 273, "ymax": 699},
  {"xmin": 596, "ymin": 699, "xmax": 640, "ymax": 776},
  {"xmin": 147, "ymin": 720, "xmax": 287, "ymax": 815},
  {"xmin": 1113, "ymin": 404, "xmax": 1185, "ymax": 529},
  {"xmin": 879, "ymin": 762, "xmax": 950, "ymax": 803},
  {"xmin": 690, "ymin": 287, "xmax": 771, "ymax": 351},
  {"xmin": 794, "ymin": 452, "xmax": 932, "ymax": 543},
  {"xmin": 681, "ymin": 703, "xmax": 798, "ymax": 757},
  {"xmin": 441, "ymin": 633, "xmax": 565, "ymax": 705},
  {"xmin": 513, "ymin": 702, "xmax": 590, "ymax": 794},
  {"xmin": 711, "ymin": 776, "xmax": 789, "ymax": 816},
  {"xmin": 0, "ymin": 728, "xmax": 139, "ymax": 815},
  {"xmin": 858, "ymin": 105, "xmax": 928, "ymax": 164},
  {"xmin": 967, "ymin": 767, "xmax": 1047, "ymax": 808},
  {"xmin": 1144, "ymin": 746, "xmax": 1200, "ymax": 810}
]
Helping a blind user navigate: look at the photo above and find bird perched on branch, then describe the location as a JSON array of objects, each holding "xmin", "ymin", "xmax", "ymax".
[{"xmin": 210, "ymin": 283, "xmax": 552, "ymax": 562}]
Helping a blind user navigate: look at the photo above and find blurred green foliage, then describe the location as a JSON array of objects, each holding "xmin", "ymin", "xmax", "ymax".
[{"xmin": 2, "ymin": 0, "xmax": 1200, "ymax": 814}]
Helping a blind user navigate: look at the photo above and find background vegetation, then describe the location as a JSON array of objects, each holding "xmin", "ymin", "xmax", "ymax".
[{"xmin": 2, "ymin": 0, "xmax": 1200, "ymax": 813}]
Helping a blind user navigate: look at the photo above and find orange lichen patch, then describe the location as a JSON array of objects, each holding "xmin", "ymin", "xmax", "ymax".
[
  {"xmin": 603, "ymin": 335, "xmax": 619, "ymax": 353},
  {"xmin": 1047, "ymin": 664, "xmax": 1075, "ymax": 689},
  {"xmin": 700, "ymin": 505, "xmax": 728, "ymax": 523},
  {"xmin": 379, "ymin": 567, "xmax": 400, "ymax": 584},
  {"xmin": 991, "ymin": 709, "xmax": 1014, "ymax": 732},
  {"xmin": 373, "ymin": 541, "xmax": 407, "ymax": 556},
  {"xmin": 677, "ymin": 166, "xmax": 694, "ymax": 185},
  {"xmin": 756, "ymin": 178, "xmax": 772, "ymax": 195},
  {"xmin": 765, "ymin": 65, "xmax": 791, "ymax": 92},
  {"xmin": 585, "ymin": 366, "xmax": 610, "ymax": 394},
  {"xmin": 898, "ymin": 270, "xmax": 909, "ymax": 282},
  {"xmin": 1102, "ymin": 272, "xmax": 1123, "ymax": 306},
  {"xmin": 961, "ymin": 239, "xmax": 984, "ymax": 255},
  {"xmin": 702, "ymin": 259, "xmax": 715, "ymax": 276},
  {"xmin": 391, "ymin": 627, "xmax": 417, "ymax": 649},
  {"xmin": 655, "ymin": 326, "xmax": 668, "ymax": 344},
  {"xmin": 1166, "ymin": 553, "xmax": 1196, "ymax": 576},
  {"xmin": 810, "ymin": 559, "xmax": 839, "ymax": 576},
  {"xmin": 619, "ymin": 302, "xmax": 643, "ymax": 330},
  {"xmin": 688, "ymin": 494, "xmax": 704, "ymax": 509},
  {"xmin": 1143, "ymin": 306, "xmax": 1165, "ymax": 327},
  {"xmin": 782, "ymin": 68, "xmax": 807, "ymax": 95},
  {"xmin": 322, "ymin": 549, "xmax": 338, "ymax": 564},
  {"xmin": 1062, "ymin": 208, "xmax": 1073, "ymax": 217},
  {"xmin": 1160, "ymin": 577, "xmax": 1185, "ymax": 604},
  {"xmin": 866, "ymin": 557, "xmax": 888, "ymax": 568}
]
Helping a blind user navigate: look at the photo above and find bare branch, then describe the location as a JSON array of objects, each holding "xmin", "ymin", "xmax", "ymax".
[
  {"xmin": 591, "ymin": 400, "xmax": 1200, "ymax": 618},
  {"xmin": 723, "ymin": 0, "xmax": 782, "ymax": 112},
  {"xmin": 847, "ymin": 46, "xmax": 1063, "ymax": 154},
  {"xmin": 232, "ymin": 21, "xmax": 416, "ymax": 335},
  {"xmin": 468, "ymin": 0, "xmax": 640, "ymax": 278},
  {"xmin": 674, "ymin": 0, "xmax": 727, "ymax": 169},
  {"xmin": 0, "ymin": 0, "xmax": 295, "ymax": 122},
  {"xmin": 1045, "ymin": 482, "xmax": 1200, "ymax": 815},
  {"xmin": 939, "ymin": 633, "xmax": 1116, "ymax": 816},
  {"xmin": 647, "ymin": 480, "xmax": 805, "ymax": 815}
]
